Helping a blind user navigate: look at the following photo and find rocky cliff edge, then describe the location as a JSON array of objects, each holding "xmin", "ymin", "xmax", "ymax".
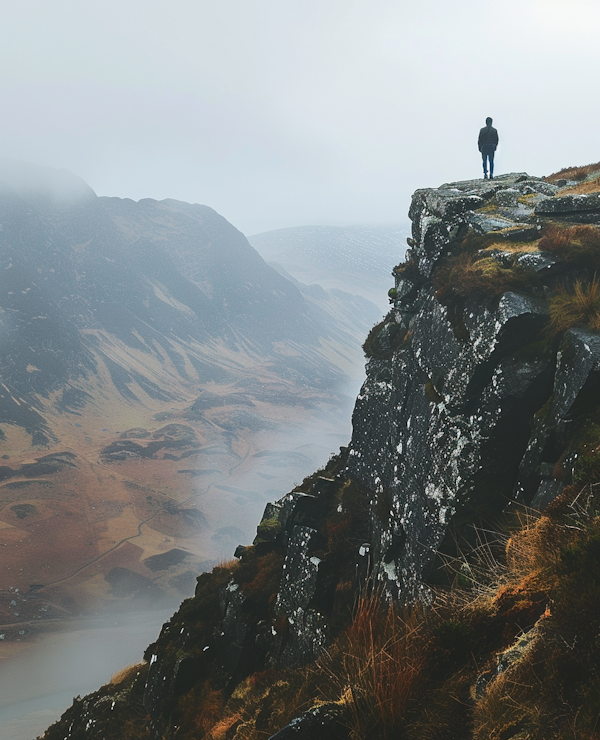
[{"xmin": 41, "ymin": 167, "xmax": 600, "ymax": 740}]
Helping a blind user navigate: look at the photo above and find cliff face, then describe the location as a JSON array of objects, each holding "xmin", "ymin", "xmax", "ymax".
[
  {"xmin": 349, "ymin": 174, "xmax": 563, "ymax": 602},
  {"xmin": 41, "ymin": 170, "xmax": 600, "ymax": 740}
]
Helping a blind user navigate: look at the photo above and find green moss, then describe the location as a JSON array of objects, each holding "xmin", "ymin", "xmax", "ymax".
[
  {"xmin": 573, "ymin": 422, "xmax": 600, "ymax": 484},
  {"xmin": 393, "ymin": 256, "xmax": 422, "ymax": 281},
  {"xmin": 362, "ymin": 319, "xmax": 407, "ymax": 360},
  {"xmin": 256, "ymin": 517, "xmax": 282, "ymax": 541}
]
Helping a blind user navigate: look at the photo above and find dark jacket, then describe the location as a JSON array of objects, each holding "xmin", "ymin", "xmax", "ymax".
[{"xmin": 478, "ymin": 125, "xmax": 499, "ymax": 151}]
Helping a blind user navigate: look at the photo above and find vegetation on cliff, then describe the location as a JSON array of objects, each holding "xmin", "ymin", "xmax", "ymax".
[{"xmin": 41, "ymin": 483, "xmax": 600, "ymax": 740}]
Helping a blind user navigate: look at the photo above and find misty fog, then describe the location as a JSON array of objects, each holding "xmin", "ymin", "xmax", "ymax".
[
  {"xmin": 0, "ymin": 1, "xmax": 599, "ymax": 738},
  {"xmin": 1, "ymin": 1, "xmax": 599, "ymax": 233}
]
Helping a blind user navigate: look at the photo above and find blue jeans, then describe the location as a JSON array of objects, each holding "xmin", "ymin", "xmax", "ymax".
[{"xmin": 481, "ymin": 147, "xmax": 495, "ymax": 177}]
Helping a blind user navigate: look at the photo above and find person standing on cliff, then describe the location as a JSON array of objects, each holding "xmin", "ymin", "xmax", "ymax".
[{"xmin": 478, "ymin": 117, "xmax": 499, "ymax": 179}]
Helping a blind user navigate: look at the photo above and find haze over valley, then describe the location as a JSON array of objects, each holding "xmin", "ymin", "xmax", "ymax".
[
  {"xmin": 0, "ymin": 158, "xmax": 396, "ymax": 637},
  {"xmin": 0, "ymin": 156, "xmax": 407, "ymax": 737}
]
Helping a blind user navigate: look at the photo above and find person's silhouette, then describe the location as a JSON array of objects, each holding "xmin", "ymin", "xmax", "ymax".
[{"xmin": 478, "ymin": 117, "xmax": 499, "ymax": 179}]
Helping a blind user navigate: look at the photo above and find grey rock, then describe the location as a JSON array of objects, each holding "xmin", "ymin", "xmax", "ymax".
[
  {"xmin": 516, "ymin": 179, "xmax": 559, "ymax": 197},
  {"xmin": 515, "ymin": 251, "xmax": 555, "ymax": 272},
  {"xmin": 501, "ymin": 224, "xmax": 543, "ymax": 241},
  {"xmin": 478, "ymin": 357, "xmax": 550, "ymax": 432},
  {"xmin": 411, "ymin": 291, "xmax": 548, "ymax": 408},
  {"xmin": 258, "ymin": 492, "xmax": 317, "ymax": 544},
  {"xmin": 495, "ymin": 189, "xmax": 520, "ymax": 207},
  {"xmin": 377, "ymin": 322, "xmax": 395, "ymax": 349},
  {"xmin": 551, "ymin": 330, "xmax": 600, "ymax": 423},
  {"xmin": 531, "ymin": 480, "xmax": 564, "ymax": 510},
  {"xmin": 409, "ymin": 188, "xmax": 484, "ymax": 223},
  {"xmin": 219, "ymin": 580, "xmax": 249, "ymax": 681},
  {"xmin": 347, "ymin": 287, "xmax": 550, "ymax": 600},
  {"xmin": 496, "ymin": 627, "xmax": 538, "ymax": 675},
  {"xmin": 394, "ymin": 276, "xmax": 416, "ymax": 302},
  {"xmin": 536, "ymin": 192, "xmax": 600, "ymax": 216},
  {"xmin": 411, "ymin": 212, "xmax": 461, "ymax": 277},
  {"xmin": 268, "ymin": 703, "xmax": 349, "ymax": 740},
  {"xmin": 468, "ymin": 211, "xmax": 523, "ymax": 234},
  {"xmin": 517, "ymin": 330, "xmax": 600, "ymax": 499},
  {"xmin": 273, "ymin": 526, "xmax": 327, "ymax": 665},
  {"xmin": 438, "ymin": 173, "xmax": 530, "ymax": 192}
]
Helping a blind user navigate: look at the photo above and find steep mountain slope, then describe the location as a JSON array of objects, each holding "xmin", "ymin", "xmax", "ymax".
[
  {"xmin": 249, "ymin": 224, "xmax": 407, "ymax": 310},
  {"xmin": 39, "ymin": 165, "xmax": 600, "ymax": 740},
  {"xmin": 0, "ymin": 161, "xmax": 343, "ymax": 444},
  {"xmin": 0, "ymin": 159, "xmax": 374, "ymax": 636}
]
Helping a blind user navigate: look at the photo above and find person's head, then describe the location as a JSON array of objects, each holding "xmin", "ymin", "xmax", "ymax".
[{"xmin": 486, "ymin": 117, "xmax": 493, "ymax": 126}]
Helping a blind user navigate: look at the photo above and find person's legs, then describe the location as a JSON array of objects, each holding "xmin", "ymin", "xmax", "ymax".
[
  {"xmin": 482, "ymin": 151, "xmax": 488, "ymax": 178},
  {"xmin": 489, "ymin": 150, "xmax": 495, "ymax": 179}
]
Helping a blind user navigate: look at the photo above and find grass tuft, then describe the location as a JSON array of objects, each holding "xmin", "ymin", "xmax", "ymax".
[
  {"xmin": 538, "ymin": 224, "xmax": 600, "ymax": 271},
  {"xmin": 549, "ymin": 278, "xmax": 600, "ymax": 334},
  {"xmin": 362, "ymin": 318, "xmax": 407, "ymax": 359},
  {"xmin": 558, "ymin": 177, "xmax": 600, "ymax": 196},
  {"xmin": 110, "ymin": 663, "xmax": 144, "ymax": 686},
  {"xmin": 435, "ymin": 252, "xmax": 538, "ymax": 304},
  {"xmin": 319, "ymin": 593, "xmax": 430, "ymax": 740}
]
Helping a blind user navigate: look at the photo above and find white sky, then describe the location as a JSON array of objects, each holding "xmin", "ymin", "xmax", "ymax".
[{"xmin": 0, "ymin": 0, "xmax": 598, "ymax": 234}]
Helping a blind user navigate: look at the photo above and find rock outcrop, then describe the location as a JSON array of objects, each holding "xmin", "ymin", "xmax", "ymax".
[{"xmin": 41, "ymin": 171, "xmax": 600, "ymax": 740}]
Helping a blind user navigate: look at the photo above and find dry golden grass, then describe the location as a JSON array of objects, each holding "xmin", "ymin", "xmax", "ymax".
[
  {"xmin": 472, "ymin": 665, "xmax": 544, "ymax": 740},
  {"xmin": 110, "ymin": 662, "xmax": 145, "ymax": 686},
  {"xmin": 481, "ymin": 240, "xmax": 541, "ymax": 255},
  {"xmin": 319, "ymin": 594, "xmax": 429, "ymax": 740},
  {"xmin": 545, "ymin": 161, "xmax": 600, "ymax": 183},
  {"xmin": 177, "ymin": 495, "xmax": 600, "ymax": 740},
  {"xmin": 178, "ymin": 681, "xmax": 225, "ymax": 737},
  {"xmin": 435, "ymin": 253, "xmax": 537, "ymax": 304},
  {"xmin": 538, "ymin": 223, "xmax": 600, "ymax": 272},
  {"xmin": 549, "ymin": 278, "xmax": 600, "ymax": 334},
  {"xmin": 559, "ymin": 176, "xmax": 600, "ymax": 196}
]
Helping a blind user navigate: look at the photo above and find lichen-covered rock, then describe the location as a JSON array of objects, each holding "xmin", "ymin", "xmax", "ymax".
[
  {"xmin": 345, "ymin": 176, "xmax": 600, "ymax": 600},
  {"xmin": 516, "ymin": 328, "xmax": 600, "ymax": 503},
  {"xmin": 267, "ymin": 703, "xmax": 349, "ymax": 740},
  {"xmin": 536, "ymin": 191, "xmax": 600, "ymax": 220},
  {"xmin": 273, "ymin": 525, "xmax": 327, "ymax": 665}
]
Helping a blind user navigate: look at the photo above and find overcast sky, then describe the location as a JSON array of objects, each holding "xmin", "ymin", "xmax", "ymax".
[{"xmin": 0, "ymin": 0, "xmax": 598, "ymax": 234}]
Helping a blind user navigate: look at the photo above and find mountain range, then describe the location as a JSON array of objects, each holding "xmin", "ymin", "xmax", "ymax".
[{"xmin": 0, "ymin": 159, "xmax": 386, "ymax": 637}]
